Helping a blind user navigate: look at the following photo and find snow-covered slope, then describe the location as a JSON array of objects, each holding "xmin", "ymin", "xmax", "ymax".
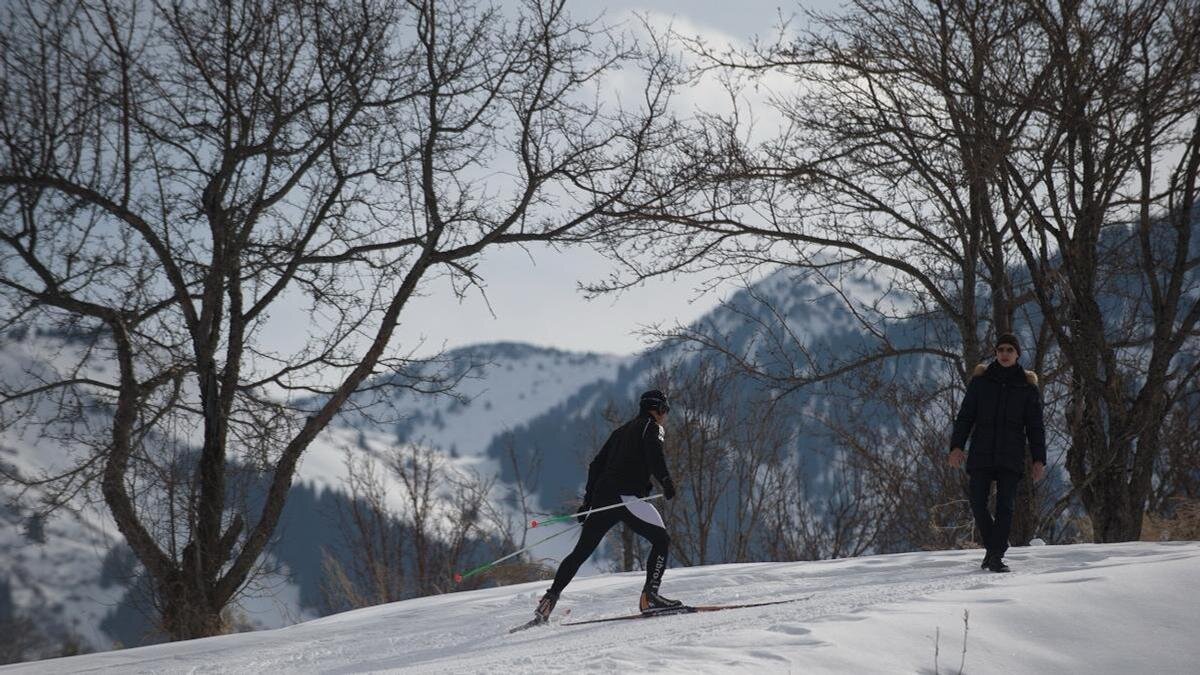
[
  {"xmin": 0, "ymin": 498, "xmax": 126, "ymax": 650},
  {"xmin": 7, "ymin": 541, "xmax": 1197, "ymax": 674}
]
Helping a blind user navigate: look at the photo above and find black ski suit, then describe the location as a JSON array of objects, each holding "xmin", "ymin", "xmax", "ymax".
[
  {"xmin": 951, "ymin": 361, "xmax": 1046, "ymax": 556},
  {"xmin": 548, "ymin": 413, "xmax": 674, "ymax": 596}
]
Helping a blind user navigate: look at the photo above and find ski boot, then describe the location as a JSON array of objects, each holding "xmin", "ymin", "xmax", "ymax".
[
  {"xmin": 639, "ymin": 589, "xmax": 683, "ymax": 614},
  {"xmin": 534, "ymin": 590, "xmax": 559, "ymax": 624}
]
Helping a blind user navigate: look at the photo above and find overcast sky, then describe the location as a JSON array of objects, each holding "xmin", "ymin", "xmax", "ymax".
[
  {"xmin": 262, "ymin": 1, "xmax": 841, "ymax": 359},
  {"xmin": 405, "ymin": 1, "xmax": 843, "ymax": 357}
]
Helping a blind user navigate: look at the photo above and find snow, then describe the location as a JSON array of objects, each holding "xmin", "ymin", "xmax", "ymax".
[
  {"xmin": 0, "ymin": 501, "xmax": 126, "ymax": 648},
  {"xmin": 8, "ymin": 541, "xmax": 1197, "ymax": 674}
]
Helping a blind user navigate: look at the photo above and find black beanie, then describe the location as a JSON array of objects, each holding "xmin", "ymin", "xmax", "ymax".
[
  {"xmin": 639, "ymin": 389, "xmax": 670, "ymax": 414},
  {"xmin": 996, "ymin": 333, "xmax": 1021, "ymax": 355}
]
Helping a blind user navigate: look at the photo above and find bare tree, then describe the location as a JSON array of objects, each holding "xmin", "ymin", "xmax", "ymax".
[
  {"xmin": 478, "ymin": 438, "xmax": 540, "ymax": 560},
  {"xmin": 595, "ymin": 0, "xmax": 1053, "ymax": 381},
  {"xmin": 997, "ymin": 0, "xmax": 1200, "ymax": 541},
  {"xmin": 583, "ymin": 0, "xmax": 1050, "ymax": 559},
  {"xmin": 320, "ymin": 443, "xmax": 497, "ymax": 611},
  {"xmin": 595, "ymin": 0, "xmax": 1199, "ymax": 543},
  {"xmin": 321, "ymin": 450, "xmax": 408, "ymax": 612},
  {"xmin": 645, "ymin": 357, "xmax": 796, "ymax": 564},
  {"xmin": 653, "ymin": 359, "xmax": 734, "ymax": 565},
  {"xmin": 591, "ymin": 2, "xmax": 1053, "ymax": 555},
  {"xmin": 0, "ymin": 0, "xmax": 680, "ymax": 639},
  {"xmin": 388, "ymin": 443, "xmax": 493, "ymax": 595},
  {"xmin": 718, "ymin": 374, "xmax": 796, "ymax": 562},
  {"xmin": 1150, "ymin": 390, "xmax": 1200, "ymax": 515}
]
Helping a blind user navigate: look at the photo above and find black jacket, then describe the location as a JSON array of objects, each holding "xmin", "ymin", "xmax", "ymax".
[
  {"xmin": 951, "ymin": 361, "xmax": 1047, "ymax": 474},
  {"xmin": 585, "ymin": 412, "xmax": 671, "ymax": 500}
]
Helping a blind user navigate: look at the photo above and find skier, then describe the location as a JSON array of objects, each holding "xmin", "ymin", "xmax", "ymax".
[
  {"xmin": 530, "ymin": 389, "xmax": 679, "ymax": 625},
  {"xmin": 949, "ymin": 333, "xmax": 1046, "ymax": 573}
]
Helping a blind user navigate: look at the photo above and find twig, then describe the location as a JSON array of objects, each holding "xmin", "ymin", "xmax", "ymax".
[
  {"xmin": 959, "ymin": 609, "xmax": 969, "ymax": 675},
  {"xmin": 934, "ymin": 625, "xmax": 940, "ymax": 675}
]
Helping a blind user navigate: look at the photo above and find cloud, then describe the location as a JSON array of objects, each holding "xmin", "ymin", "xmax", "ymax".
[{"xmin": 597, "ymin": 9, "xmax": 795, "ymax": 144}]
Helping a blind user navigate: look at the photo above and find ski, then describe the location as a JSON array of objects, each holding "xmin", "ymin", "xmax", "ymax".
[
  {"xmin": 507, "ymin": 617, "xmax": 549, "ymax": 634},
  {"xmin": 507, "ymin": 606, "xmax": 576, "ymax": 634},
  {"xmin": 559, "ymin": 596, "xmax": 809, "ymax": 626}
]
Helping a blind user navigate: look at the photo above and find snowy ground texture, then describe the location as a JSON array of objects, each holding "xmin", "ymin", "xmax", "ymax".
[{"xmin": 7, "ymin": 541, "xmax": 1198, "ymax": 674}]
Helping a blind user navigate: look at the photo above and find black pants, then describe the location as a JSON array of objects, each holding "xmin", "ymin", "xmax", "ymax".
[
  {"xmin": 968, "ymin": 467, "xmax": 1021, "ymax": 557},
  {"xmin": 548, "ymin": 496, "xmax": 669, "ymax": 595}
]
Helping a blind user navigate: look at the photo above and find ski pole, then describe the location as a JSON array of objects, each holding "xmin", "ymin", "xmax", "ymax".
[
  {"xmin": 530, "ymin": 493, "xmax": 664, "ymax": 528},
  {"xmin": 454, "ymin": 522, "xmax": 580, "ymax": 583}
]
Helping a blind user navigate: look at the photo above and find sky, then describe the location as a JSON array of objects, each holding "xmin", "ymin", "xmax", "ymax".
[
  {"xmin": 261, "ymin": 1, "xmax": 843, "ymax": 360},
  {"xmin": 369, "ymin": 1, "xmax": 840, "ymax": 358}
]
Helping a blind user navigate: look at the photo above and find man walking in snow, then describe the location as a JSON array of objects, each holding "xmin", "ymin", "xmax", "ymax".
[
  {"xmin": 531, "ymin": 389, "xmax": 679, "ymax": 624},
  {"xmin": 950, "ymin": 333, "xmax": 1047, "ymax": 573}
]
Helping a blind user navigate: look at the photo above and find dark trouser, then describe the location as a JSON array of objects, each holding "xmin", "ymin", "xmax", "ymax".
[
  {"xmin": 968, "ymin": 467, "xmax": 1021, "ymax": 557},
  {"xmin": 548, "ymin": 497, "xmax": 669, "ymax": 596}
]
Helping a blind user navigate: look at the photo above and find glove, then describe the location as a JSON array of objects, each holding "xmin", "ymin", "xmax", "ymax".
[
  {"xmin": 575, "ymin": 501, "xmax": 591, "ymax": 524},
  {"xmin": 661, "ymin": 477, "xmax": 676, "ymax": 501}
]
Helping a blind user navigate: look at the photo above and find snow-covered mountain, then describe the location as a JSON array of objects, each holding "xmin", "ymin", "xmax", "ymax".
[
  {"xmin": 6, "ymin": 541, "xmax": 1197, "ymax": 673},
  {"xmin": 483, "ymin": 268, "xmax": 938, "ymax": 537},
  {"xmin": 0, "ymin": 331, "xmax": 151, "ymax": 653},
  {"xmin": 299, "ymin": 342, "xmax": 630, "ymax": 497}
]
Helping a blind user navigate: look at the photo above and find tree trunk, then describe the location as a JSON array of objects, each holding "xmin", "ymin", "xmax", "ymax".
[
  {"xmin": 160, "ymin": 578, "xmax": 225, "ymax": 640},
  {"xmin": 621, "ymin": 525, "xmax": 634, "ymax": 572},
  {"xmin": 1085, "ymin": 465, "xmax": 1142, "ymax": 543},
  {"xmin": 1010, "ymin": 457, "xmax": 1037, "ymax": 547}
]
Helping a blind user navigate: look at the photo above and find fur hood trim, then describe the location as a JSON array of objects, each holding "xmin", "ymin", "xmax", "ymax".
[{"xmin": 972, "ymin": 362, "xmax": 1038, "ymax": 386}]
